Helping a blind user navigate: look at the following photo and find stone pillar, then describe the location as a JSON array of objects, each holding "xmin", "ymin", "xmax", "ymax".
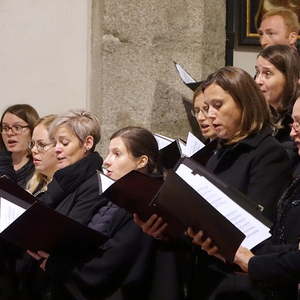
[{"xmin": 89, "ymin": 0, "xmax": 226, "ymax": 153}]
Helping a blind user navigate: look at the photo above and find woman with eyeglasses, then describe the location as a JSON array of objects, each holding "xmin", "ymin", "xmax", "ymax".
[
  {"xmin": 0, "ymin": 104, "xmax": 39, "ymax": 188},
  {"xmin": 191, "ymin": 84, "xmax": 216, "ymax": 141},
  {"xmin": 26, "ymin": 115, "xmax": 58, "ymax": 195},
  {"xmin": 190, "ymin": 90, "xmax": 300, "ymax": 300}
]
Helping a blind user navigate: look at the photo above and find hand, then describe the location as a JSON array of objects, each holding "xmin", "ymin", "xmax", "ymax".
[
  {"xmin": 187, "ymin": 228, "xmax": 225, "ymax": 262},
  {"xmin": 133, "ymin": 213, "xmax": 168, "ymax": 240},
  {"xmin": 27, "ymin": 250, "xmax": 50, "ymax": 271},
  {"xmin": 233, "ymin": 246, "xmax": 254, "ymax": 273}
]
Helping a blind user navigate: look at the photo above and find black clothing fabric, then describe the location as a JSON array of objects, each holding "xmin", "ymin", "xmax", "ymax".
[
  {"xmin": 37, "ymin": 151, "xmax": 106, "ymax": 225},
  {"xmin": 201, "ymin": 162, "xmax": 300, "ymax": 300},
  {"xmin": 15, "ymin": 152, "xmax": 109, "ymax": 299},
  {"xmin": 34, "ymin": 201, "xmax": 155, "ymax": 300},
  {"xmin": 205, "ymin": 126, "xmax": 292, "ymax": 221},
  {"xmin": 0, "ymin": 150, "xmax": 34, "ymax": 188}
]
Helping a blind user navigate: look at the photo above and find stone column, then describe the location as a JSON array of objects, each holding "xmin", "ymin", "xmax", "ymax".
[{"xmin": 89, "ymin": 0, "xmax": 226, "ymax": 153}]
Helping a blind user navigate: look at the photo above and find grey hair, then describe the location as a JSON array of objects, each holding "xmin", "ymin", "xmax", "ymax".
[{"xmin": 49, "ymin": 110, "xmax": 101, "ymax": 151}]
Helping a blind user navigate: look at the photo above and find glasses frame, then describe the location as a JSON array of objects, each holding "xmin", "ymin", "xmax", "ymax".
[
  {"xmin": 1, "ymin": 124, "xmax": 30, "ymax": 135},
  {"xmin": 290, "ymin": 121, "xmax": 300, "ymax": 133},
  {"xmin": 28, "ymin": 140, "xmax": 54, "ymax": 153}
]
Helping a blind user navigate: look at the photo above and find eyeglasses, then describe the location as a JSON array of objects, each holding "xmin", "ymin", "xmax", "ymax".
[
  {"xmin": 1, "ymin": 125, "xmax": 29, "ymax": 134},
  {"xmin": 289, "ymin": 121, "xmax": 300, "ymax": 133},
  {"xmin": 28, "ymin": 141, "xmax": 54, "ymax": 152}
]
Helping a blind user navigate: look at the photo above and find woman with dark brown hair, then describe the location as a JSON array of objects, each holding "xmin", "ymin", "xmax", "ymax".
[
  {"xmin": 255, "ymin": 44, "xmax": 300, "ymax": 143},
  {"xmin": 200, "ymin": 66, "xmax": 292, "ymax": 221},
  {"xmin": 0, "ymin": 104, "xmax": 39, "ymax": 188}
]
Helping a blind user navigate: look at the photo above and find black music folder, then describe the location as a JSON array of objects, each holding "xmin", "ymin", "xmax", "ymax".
[
  {"xmin": 102, "ymin": 171, "xmax": 185, "ymax": 238},
  {"xmin": 155, "ymin": 132, "xmax": 206, "ymax": 169},
  {"xmin": 152, "ymin": 157, "xmax": 272, "ymax": 262},
  {"xmin": 174, "ymin": 62, "xmax": 202, "ymax": 91},
  {"xmin": 0, "ymin": 176, "xmax": 107, "ymax": 254}
]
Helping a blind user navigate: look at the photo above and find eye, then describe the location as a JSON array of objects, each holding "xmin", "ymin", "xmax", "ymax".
[
  {"xmin": 202, "ymin": 105, "xmax": 209, "ymax": 112},
  {"xmin": 61, "ymin": 139, "xmax": 69, "ymax": 146},
  {"xmin": 13, "ymin": 125, "xmax": 22, "ymax": 131},
  {"xmin": 212, "ymin": 100, "xmax": 222, "ymax": 110}
]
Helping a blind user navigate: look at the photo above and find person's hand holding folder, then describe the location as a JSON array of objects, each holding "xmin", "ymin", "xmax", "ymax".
[
  {"xmin": 187, "ymin": 228, "xmax": 225, "ymax": 263},
  {"xmin": 133, "ymin": 213, "xmax": 168, "ymax": 240}
]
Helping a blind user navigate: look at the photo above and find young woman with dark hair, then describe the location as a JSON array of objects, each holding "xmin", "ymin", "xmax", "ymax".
[{"xmin": 0, "ymin": 104, "xmax": 39, "ymax": 187}]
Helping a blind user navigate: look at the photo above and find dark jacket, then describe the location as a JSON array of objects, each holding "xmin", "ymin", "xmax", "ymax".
[
  {"xmin": 42, "ymin": 201, "xmax": 155, "ymax": 300},
  {"xmin": 37, "ymin": 151, "xmax": 107, "ymax": 225},
  {"xmin": 15, "ymin": 152, "xmax": 109, "ymax": 299},
  {"xmin": 205, "ymin": 126, "xmax": 292, "ymax": 220},
  {"xmin": 203, "ymin": 163, "xmax": 300, "ymax": 300},
  {"xmin": 0, "ymin": 150, "xmax": 34, "ymax": 189}
]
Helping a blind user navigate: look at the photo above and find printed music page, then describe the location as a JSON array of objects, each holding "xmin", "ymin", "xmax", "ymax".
[
  {"xmin": 0, "ymin": 197, "xmax": 26, "ymax": 233},
  {"xmin": 175, "ymin": 164, "xmax": 271, "ymax": 249},
  {"xmin": 154, "ymin": 133, "xmax": 174, "ymax": 150},
  {"xmin": 184, "ymin": 132, "xmax": 205, "ymax": 157}
]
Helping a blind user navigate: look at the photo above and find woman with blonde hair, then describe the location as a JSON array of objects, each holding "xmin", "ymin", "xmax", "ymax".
[{"xmin": 26, "ymin": 114, "xmax": 58, "ymax": 195}]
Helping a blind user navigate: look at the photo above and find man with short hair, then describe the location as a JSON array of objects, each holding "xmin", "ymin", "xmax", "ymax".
[{"xmin": 258, "ymin": 8, "xmax": 299, "ymax": 49}]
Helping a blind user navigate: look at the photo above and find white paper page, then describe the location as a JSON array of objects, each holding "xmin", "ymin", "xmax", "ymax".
[
  {"xmin": 175, "ymin": 63, "xmax": 196, "ymax": 84},
  {"xmin": 154, "ymin": 133, "xmax": 174, "ymax": 150},
  {"xmin": 175, "ymin": 164, "xmax": 271, "ymax": 249},
  {"xmin": 0, "ymin": 197, "xmax": 26, "ymax": 233},
  {"xmin": 98, "ymin": 172, "xmax": 114, "ymax": 193},
  {"xmin": 178, "ymin": 140, "xmax": 186, "ymax": 155},
  {"xmin": 184, "ymin": 132, "xmax": 205, "ymax": 157}
]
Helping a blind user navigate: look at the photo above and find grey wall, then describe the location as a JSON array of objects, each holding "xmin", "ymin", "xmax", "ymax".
[
  {"xmin": 90, "ymin": 0, "xmax": 226, "ymax": 153},
  {"xmin": 0, "ymin": 0, "xmax": 226, "ymax": 154}
]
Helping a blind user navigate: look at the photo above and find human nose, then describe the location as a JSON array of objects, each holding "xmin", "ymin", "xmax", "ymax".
[
  {"xmin": 207, "ymin": 107, "xmax": 216, "ymax": 119},
  {"xmin": 255, "ymin": 72, "xmax": 264, "ymax": 85},
  {"xmin": 260, "ymin": 34, "xmax": 269, "ymax": 49},
  {"xmin": 103, "ymin": 154, "xmax": 112, "ymax": 168}
]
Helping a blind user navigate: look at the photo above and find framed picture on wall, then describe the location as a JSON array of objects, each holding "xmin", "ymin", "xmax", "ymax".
[{"xmin": 238, "ymin": 0, "xmax": 300, "ymax": 46}]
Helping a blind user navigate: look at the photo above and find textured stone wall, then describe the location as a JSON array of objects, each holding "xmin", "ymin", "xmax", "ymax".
[{"xmin": 90, "ymin": 0, "xmax": 226, "ymax": 154}]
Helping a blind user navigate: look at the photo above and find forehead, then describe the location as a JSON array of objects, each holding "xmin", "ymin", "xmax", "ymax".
[
  {"xmin": 32, "ymin": 124, "xmax": 49, "ymax": 139},
  {"xmin": 194, "ymin": 92, "xmax": 205, "ymax": 106},
  {"xmin": 54, "ymin": 125, "xmax": 76, "ymax": 138},
  {"xmin": 2, "ymin": 112, "xmax": 26, "ymax": 124},
  {"xmin": 292, "ymin": 99, "xmax": 300, "ymax": 117},
  {"xmin": 260, "ymin": 15, "xmax": 288, "ymax": 32},
  {"xmin": 256, "ymin": 56, "xmax": 276, "ymax": 69},
  {"xmin": 204, "ymin": 83, "xmax": 231, "ymax": 99},
  {"xmin": 109, "ymin": 136, "xmax": 128, "ymax": 151}
]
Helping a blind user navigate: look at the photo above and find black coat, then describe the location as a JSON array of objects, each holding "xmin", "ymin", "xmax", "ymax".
[
  {"xmin": 15, "ymin": 152, "xmax": 109, "ymax": 299},
  {"xmin": 202, "ymin": 163, "xmax": 300, "ymax": 300},
  {"xmin": 38, "ymin": 151, "xmax": 107, "ymax": 225},
  {"xmin": 205, "ymin": 127, "xmax": 292, "ymax": 220},
  {"xmin": 0, "ymin": 150, "xmax": 34, "ymax": 189},
  {"xmin": 42, "ymin": 201, "xmax": 155, "ymax": 300}
]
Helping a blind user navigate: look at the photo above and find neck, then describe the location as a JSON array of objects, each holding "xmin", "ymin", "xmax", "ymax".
[{"xmin": 11, "ymin": 151, "xmax": 30, "ymax": 171}]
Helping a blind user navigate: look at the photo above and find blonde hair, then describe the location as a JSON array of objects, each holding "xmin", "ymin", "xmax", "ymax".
[
  {"xmin": 262, "ymin": 8, "xmax": 300, "ymax": 34},
  {"xmin": 26, "ymin": 115, "xmax": 57, "ymax": 195},
  {"xmin": 49, "ymin": 110, "xmax": 101, "ymax": 152}
]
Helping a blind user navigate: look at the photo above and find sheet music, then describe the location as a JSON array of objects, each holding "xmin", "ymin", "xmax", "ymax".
[
  {"xmin": 174, "ymin": 63, "xmax": 196, "ymax": 84},
  {"xmin": 98, "ymin": 172, "xmax": 114, "ymax": 193},
  {"xmin": 154, "ymin": 133, "xmax": 174, "ymax": 150},
  {"xmin": 183, "ymin": 132, "xmax": 205, "ymax": 157},
  {"xmin": 0, "ymin": 197, "xmax": 26, "ymax": 233},
  {"xmin": 175, "ymin": 164, "xmax": 271, "ymax": 249}
]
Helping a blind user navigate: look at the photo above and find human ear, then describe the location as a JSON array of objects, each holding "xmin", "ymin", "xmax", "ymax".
[
  {"xmin": 84, "ymin": 136, "xmax": 94, "ymax": 152},
  {"xmin": 137, "ymin": 155, "xmax": 148, "ymax": 170},
  {"xmin": 288, "ymin": 31, "xmax": 298, "ymax": 46}
]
